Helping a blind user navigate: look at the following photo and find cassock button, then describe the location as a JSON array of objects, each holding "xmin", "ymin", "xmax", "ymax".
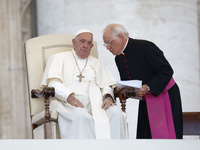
[
  {"xmin": 124, "ymin": 60, "xmax": 127, "ymax": 62},
  {"xmin": 126, "ymin": 65, "xmax": 128, "ymax": 68},
  {"xmin": 129, "ymin": 76, "xmax": 132, "ymax": 79},
  {"xmin": 123, "ymin": 54, "xmax": 126, "ymax": 56}
]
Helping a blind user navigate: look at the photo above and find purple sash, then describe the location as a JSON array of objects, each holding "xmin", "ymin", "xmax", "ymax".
[{"xmin": 145, "ymin": 78, "xmax": 176, "ymax": 139}]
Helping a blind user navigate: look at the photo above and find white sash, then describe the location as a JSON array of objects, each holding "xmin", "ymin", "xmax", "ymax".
[{"xmin": 88, "ymin": 81, "xmax": 111, "ymax": 139}]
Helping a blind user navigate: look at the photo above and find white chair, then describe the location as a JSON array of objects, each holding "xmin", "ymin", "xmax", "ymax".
[{"xmin": 24, "ymin": 34, "xmax": 98, "ymax": 139}]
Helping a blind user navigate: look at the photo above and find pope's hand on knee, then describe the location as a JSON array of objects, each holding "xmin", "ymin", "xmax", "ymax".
[
  {"xmin": 102, "ymin": 98, "xmax": 114, "ymax": 110},
  {"xmin": 67, "ymin": 94, "xmax": 84, "ymax": 108}
]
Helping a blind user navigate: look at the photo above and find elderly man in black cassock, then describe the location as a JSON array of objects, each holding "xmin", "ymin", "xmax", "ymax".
[{"xmin": 103, "ymin": 23, "xmax": 183, "ymax": 139}]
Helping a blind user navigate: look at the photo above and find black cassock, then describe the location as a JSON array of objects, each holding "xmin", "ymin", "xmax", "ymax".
[{"xmin": 115, "ymin": 38, "xmax": 183, "ymax": 139}]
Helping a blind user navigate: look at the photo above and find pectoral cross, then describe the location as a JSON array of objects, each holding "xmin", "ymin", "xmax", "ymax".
[{"xmin": 77, "ymin": 73, "xmax": 85, "ymax": 82}]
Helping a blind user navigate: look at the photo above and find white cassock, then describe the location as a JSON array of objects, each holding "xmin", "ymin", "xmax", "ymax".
[{"xmin": 41, "ymin": 50, "xmax": 127, "ymax": 139}]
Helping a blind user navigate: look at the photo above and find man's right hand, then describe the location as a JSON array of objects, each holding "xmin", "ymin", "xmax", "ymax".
[
  {"xmin": 67, "ymin": 94, "xmax": 84, "ymax": 108},
  {"xmin": 135, "ymin": 84, "xmax": 148, "ymax": 97}
]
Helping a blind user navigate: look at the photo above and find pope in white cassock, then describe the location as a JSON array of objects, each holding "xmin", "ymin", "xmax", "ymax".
[{"xmin": 40, "ymin": 29, "xmax": 127, "ymax": 139}]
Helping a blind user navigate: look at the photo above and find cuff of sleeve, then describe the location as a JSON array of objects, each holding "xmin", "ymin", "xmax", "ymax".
[
  {"xmin": 48, "ymin": 79, "xmax": 74, "ymax": 102},
  {"xmin": 103, "ymin": 94, "xmax": 116, "ymax": 103},
  {"xmin": 147, "ymin": 85, "xmax": 151, "ymax": 94},
  {"xmin": 102, "ymin": 87, "xmax": 114, "ymax": 98}
]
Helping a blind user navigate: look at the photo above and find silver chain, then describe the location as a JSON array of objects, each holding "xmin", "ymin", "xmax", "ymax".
[{"xmin": 72, "ymin": 51, "xmax": 88, "ymax": 81}]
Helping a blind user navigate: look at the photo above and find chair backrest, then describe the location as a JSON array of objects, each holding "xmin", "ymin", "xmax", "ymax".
[{"xmin": 24, "ymin": 34, "xmax": 98, "ymax": 117}]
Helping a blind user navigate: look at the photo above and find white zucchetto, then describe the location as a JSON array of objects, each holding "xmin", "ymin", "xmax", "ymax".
[{"xmin": 75, "ymin": 29, "xmax": 93, "ymax": 37}]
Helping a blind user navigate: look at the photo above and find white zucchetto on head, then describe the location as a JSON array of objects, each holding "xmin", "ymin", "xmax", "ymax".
[{"xmin": 75, "ymin": 29, "xmax": 93, "ymax": 37}]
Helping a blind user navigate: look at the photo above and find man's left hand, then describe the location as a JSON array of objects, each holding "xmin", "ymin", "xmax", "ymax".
[{"xmin": 101, "ymin": 98, "xmax": 114, "ymax": 110}]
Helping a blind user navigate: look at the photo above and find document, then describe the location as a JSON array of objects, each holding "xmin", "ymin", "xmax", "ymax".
[
  {"xmin": 117, "ymin": 80, "xmax": 142, "ymax": 91},
  {"xmin": 117, "ymin": 80, "xmax": 142, "ymax": 100}
]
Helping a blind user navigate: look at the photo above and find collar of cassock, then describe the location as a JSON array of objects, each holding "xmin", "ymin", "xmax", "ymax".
[{"xmin": 121, "ymin": 38, "xmax": 129, "ymax": 55}]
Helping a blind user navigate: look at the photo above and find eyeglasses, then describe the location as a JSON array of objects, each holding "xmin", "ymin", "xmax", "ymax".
[{"xmin": 103, "ymin": 35, "xmax": 117, "ymax": 47}]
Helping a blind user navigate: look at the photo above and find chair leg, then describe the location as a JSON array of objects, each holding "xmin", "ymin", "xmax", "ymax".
[
  {"xmin": 44, "ymin": 122, "xmax": 52, "ymax": 139},
  {"xmin": 120, "ymin": 98, "xmax": 127, "ymax": 113}
]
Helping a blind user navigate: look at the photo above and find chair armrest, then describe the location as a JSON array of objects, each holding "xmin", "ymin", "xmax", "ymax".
[
  {"xmin": 31, "ymin": 87, "xmax": 55, "ymax": 98},
  {"xmin": 31, "ymin": 87, "xmax": 55, "ymax": 123},
  {"xmin": 114, "ymin": 87, "xmax": 136, "ymax": 112}
]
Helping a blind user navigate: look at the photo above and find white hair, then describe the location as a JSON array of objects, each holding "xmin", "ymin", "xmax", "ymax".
[{"xmin": 103, "ymin": 23, "xmax": 129, "ymax": 38}]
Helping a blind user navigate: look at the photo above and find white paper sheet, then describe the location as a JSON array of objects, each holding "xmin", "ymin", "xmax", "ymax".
[
  {"xmin": 117, "ymin": 80, "xmax": 142, "ymax": 100},
  {"xmin": 117, "ymin": 80, "xmax": 142, "ymax": 91}
]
